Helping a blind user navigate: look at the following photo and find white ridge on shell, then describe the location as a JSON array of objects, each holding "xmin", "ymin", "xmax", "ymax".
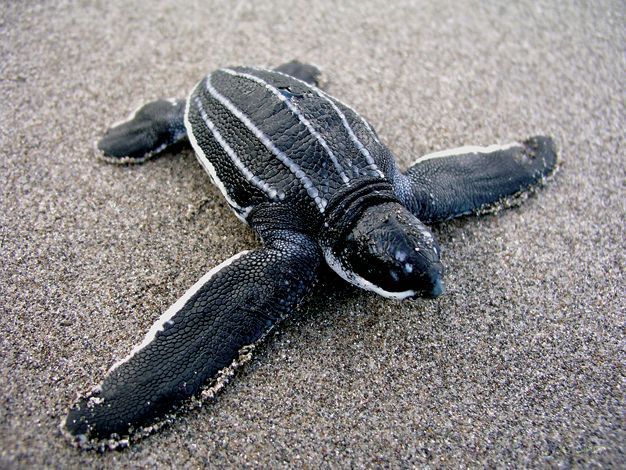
[
  {"xmin": 266, "ymin": 67, "xmax": 385, "ymax": 178},
  {"xmin": 221, "ymin": 68, "xmax": 353, "ymax": 186},
  {"xmin": 184, "ymin": 80, "xmax": 252, "ymax": 222},
  {"xmin": 193, "ymin": 95, "xmax": 283, "ymax": 202},
  {"xmin": 205, "ymin": 74, "xmax": 327, "ymax": 213}
]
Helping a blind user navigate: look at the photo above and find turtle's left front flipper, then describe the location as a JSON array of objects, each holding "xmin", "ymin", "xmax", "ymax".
[
  {"xmin": 64, "ymin": 230, "xmax": 321, "ymax": 447},
  {"xmin": 97, "ymin": 98, "xmax": 188, "ymax": 163},
  {"xmin": 395, "ymin": 136, "xmax": 558, "ymax": 223}
]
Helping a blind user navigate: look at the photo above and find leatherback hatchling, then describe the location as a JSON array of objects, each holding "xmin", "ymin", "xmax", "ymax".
[{"xmin": 64, "ymin": 60, "xmax": 557, "ymax": 448}]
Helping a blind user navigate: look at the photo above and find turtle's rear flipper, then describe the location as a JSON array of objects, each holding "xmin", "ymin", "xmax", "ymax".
[
  {"xmin": 274, "ymin": 60, "xmax": 322, "ymax": 87},
  {"xmin": 396, "ymin": 136, "xmax": 558, "ymax": 223},
  {"xmin": 97, "ymin": 99, "xmax": 187, "ymax": 163}
]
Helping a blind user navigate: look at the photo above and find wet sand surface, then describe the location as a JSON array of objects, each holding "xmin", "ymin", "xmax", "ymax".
[{"xmin": 1, "ymin": 1, "xmax": 624, "ymax": 467}]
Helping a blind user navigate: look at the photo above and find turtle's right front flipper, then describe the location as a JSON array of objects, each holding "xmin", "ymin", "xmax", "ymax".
[
  {"xmin": 97, "ymin": 98, "xmax": 188, "ymax": 163},
  {"xmin": 64, "ymin": 230, "xmax": 321, "ymax": 448}
]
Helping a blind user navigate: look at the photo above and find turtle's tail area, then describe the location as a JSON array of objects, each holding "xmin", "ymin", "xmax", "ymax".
[
  {"xmin": 273, "ymin": 60, "xmax": 324, "ymax": 87},
  {"xmin": 95, "ymin": 98, "xmax": 187, "ymax": 164}
]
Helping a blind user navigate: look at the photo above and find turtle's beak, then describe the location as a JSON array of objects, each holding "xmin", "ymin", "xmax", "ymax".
[
  {"xmin": 415, "ymin": 262, "xmax": 445, "ymax": 299},
  {"xmin": 425, "ymin": 276, "xmax": 445, "ymax": 298}
]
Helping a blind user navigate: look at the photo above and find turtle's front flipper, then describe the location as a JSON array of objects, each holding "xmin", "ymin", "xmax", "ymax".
[
  {"xmin": 64, "ymin": 230, "xmax": 321, "ymax": 448},
  {"xmin": 97, "ymin": 98, "xmax": 187, "ymax": 163},
  {"xmin": 273, "ymin": 60, "xmax": 322, "ymax": 87},
  {"xmin": 395, "ymin": 136, "xmax": 558, "ymax": 223}
]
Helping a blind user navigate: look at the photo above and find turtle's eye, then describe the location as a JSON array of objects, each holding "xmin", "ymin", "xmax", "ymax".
[
  {"xmin": 331, "ymin": 203, "xmax": 444, "ymax": 299},
  {"xmin": 278, "ymin": 86, "xmax": 301, "ymax": 99}
]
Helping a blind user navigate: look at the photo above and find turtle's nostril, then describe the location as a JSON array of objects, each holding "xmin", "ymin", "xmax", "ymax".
[
  {"xmin": 428, "ymin": 277, "xmax": 445, "ymax": 298},
  {"xmin": 422, "ymin": 263, "xmax": 444, "ymax": 298}
]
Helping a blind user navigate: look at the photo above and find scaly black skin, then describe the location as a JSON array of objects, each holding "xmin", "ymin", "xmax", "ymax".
[
  {"xmin": 66, "ymin": 229, "xmax": 320, "ymax": 441},
  {"xmin": 396, "ymin": 136, "xmax": 558, "ymax": 223},
  {"xmin": 65, "ymin": 61, "xmax": 557, "ymax": 447}
]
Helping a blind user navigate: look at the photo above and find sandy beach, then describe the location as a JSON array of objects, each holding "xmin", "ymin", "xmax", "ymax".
[{"xmin": 1, "ymin": 1, "xmax": 624, "ymax": 466}]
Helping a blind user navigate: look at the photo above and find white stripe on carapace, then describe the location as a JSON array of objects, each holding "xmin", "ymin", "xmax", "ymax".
[
  {"xmin": 412, "ymin": 142, "xmax": 523, "ymax": 165},
  {"xmin": 221, "ymin": 68, "xmax": 352, "ymax": 185},
  {"xmin": 318, "ymin": 90, "xmax": 382, "ymax": 146},
  {"xmin": 265, "ymin": 67, "xmax": 385, "ymax": 177},
  {"xmin": 108, "ymin": 250, "xmax": 251, "ymax": 374},
  {"xmin": 184, "ymin": 83, "xmax": 252, "ymax": 222},
  {"xmin": 318, "ymin": 92, "xmax": 385, "ymax": 178},
  {"xmin": 194, "ymin": 96, "xmax": 284, "ymax": 202},
  {"xmin": 323, "ymin": 248, "xmax": 416, "ymax": 300},
  {"xmin": 206, "ymin": 74, "xmax": 327, "ymax": 212}
]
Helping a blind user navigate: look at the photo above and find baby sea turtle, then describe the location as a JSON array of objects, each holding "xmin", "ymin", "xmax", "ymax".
[{"xmin": 64, "ymin": 60, "xmax": 557, "ymax": 448}]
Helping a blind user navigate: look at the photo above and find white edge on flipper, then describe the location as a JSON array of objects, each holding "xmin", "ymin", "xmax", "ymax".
[
  {"xmin": 323, "ymin": 248, "xmax": 416, "ymax": 300},
  {"xmin": 108, "ymin": 250, "xmax": 251, "ymax": 373},
  {"xmin": 93, "ymin": 139, "xmax": 172, "ymax": 165},
  {"xmin": 412, "ymin": 142, "xmax": 523, "ymax": 165}
]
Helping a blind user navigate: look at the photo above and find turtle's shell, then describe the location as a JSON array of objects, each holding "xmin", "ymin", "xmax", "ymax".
[{"xmin": 184, "ymin": 67, "xmax": 396, "ymax": 226}]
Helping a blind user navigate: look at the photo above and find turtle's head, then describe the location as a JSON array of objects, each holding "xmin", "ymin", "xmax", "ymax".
[{"xmin": 328, "ymin": 202, "xmax": 444, "ymax": 299}]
